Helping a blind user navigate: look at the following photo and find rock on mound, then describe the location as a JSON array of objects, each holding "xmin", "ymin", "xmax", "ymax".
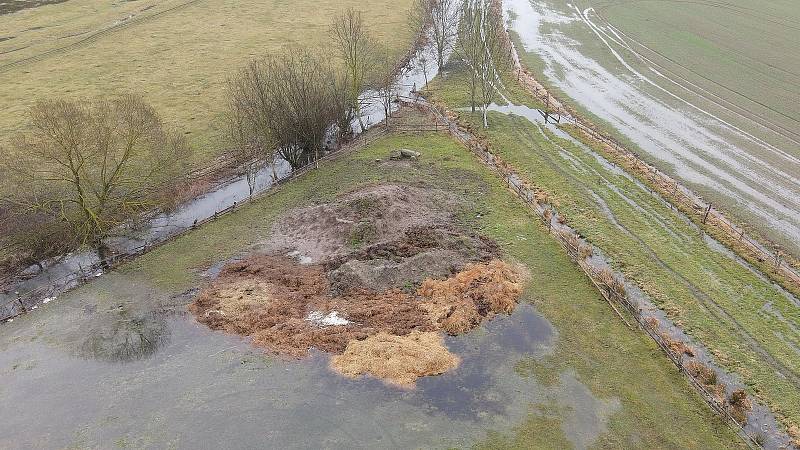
[{"xmin": 330, "ymin": 331, "xmax": 459, "ymax": 387}]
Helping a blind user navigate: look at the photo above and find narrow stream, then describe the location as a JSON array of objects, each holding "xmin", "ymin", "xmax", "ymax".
[{"xmin": 0, "ymin": 23, "xmax": 453, "ymax": 321}]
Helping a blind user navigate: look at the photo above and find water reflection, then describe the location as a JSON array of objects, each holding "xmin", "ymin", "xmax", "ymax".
[{"xmin": 80, "ymin": 309, "xmax": 170, "ymax": 362}]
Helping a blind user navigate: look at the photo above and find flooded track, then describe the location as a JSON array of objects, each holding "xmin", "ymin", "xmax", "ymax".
[{"xmin": 504, "ymin": 0, "xmax": 800, "ymax": 256}]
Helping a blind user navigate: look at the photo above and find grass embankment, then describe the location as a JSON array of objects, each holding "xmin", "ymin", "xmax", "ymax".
[
  {"xmin": 105, "ymin": 126, "xmax": 739, "ymax": 447},
  {"xmin": 0, "ymin": 0, "xmax": 414, "ymax": 165},
  {"xmin": 426, "ymin": 70, "xmax": 800, "ymax": 432}
]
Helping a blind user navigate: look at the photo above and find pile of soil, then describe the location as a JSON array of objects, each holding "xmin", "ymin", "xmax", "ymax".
[
  {"xmin": 190, "ymin": 255, "xmax": 434, "ymax": 357},
  {"xmin": 189, "ymin": 183, "xmax": 528, "ymax": 385},
  {"xmin": 255, "ymin": 184, "xmax": 461, "ymax": 265}
]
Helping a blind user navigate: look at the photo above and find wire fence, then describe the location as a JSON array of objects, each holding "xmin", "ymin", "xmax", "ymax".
[
  {"xmin": 509, "ymin": 58, "xmax": 800, "ymax": 291},
  {"xmin": 419, "ymin": 99, "xmax": 767, "ymax": 449}
]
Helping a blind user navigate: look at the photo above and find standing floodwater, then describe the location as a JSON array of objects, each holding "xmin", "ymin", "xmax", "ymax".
[{"xmin": 504, "ymin": 0, "xmax": 800, "ymax": 255}]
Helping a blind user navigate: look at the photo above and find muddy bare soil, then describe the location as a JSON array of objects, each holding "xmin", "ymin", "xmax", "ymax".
[{"xmin": 189, "ymin": 183, "xmax": 527, "ymax": 385}]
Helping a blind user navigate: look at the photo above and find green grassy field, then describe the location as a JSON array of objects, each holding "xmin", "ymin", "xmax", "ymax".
[
  {"xmin": 426, "ymin": 68, "xmax": 800, "ymax": 434},
  {"xmin": 585, "ymin": 0, "xmax": 800, "ymax": 143},
  {"xmin": 0, "ymin": 123, "xmax": 741, "ymax": 447},
  {"xmin": 0, "ymin": 0, "xmax": 414, "ymax": 164}
]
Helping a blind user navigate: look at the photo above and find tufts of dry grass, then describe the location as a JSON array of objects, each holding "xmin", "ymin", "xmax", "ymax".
[
  {"xmin": 418, "ymin": 259, "xmax": 525, "ymax": 334},
  {"xmin": 727, "ymin": 389, "xmax": 751, "ymax": 425},
  {"xmin": 330, "ymin": 331, "xmax": 460, "ymax": 386}
]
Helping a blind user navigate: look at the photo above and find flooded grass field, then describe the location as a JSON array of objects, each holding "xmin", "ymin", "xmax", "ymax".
[
  {"xmin": 0, "ymin": 131, "xmax": 741, "ymax": 448},
  {"xmin": 504, "ymin": 0, "xmax": 800, "ymax": 256},
  {"xmin": 426, "ymin": 65, "xmax": 800, "ymax": 442},
  {"xmin": 0, "ymin": 0, "xmax": 414, "ymax": 169}
]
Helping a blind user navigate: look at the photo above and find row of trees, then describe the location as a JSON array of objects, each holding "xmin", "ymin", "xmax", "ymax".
[
  {"xmin": 226, "ymin": 8, "xmax": 404, "ymax": 195},
  {"xmin": 0, "ymin": 7, "xmax": 413, "ymax": 272},
  {"xmin": 0, "ymin": 0, "xmax": 511, "ymax": 274}
]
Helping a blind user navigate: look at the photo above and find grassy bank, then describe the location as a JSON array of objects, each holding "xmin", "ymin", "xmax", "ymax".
[
  {"xmin": 426, "ymin": 69, "xmax": 800, "ymax": 433},
  {"xmin": 0, "ymin": 0, "xmax": 414, "ymax": 165},
  {"xmin": 0, "ymin": 122, "xmax": 737, "ymax": 446}
]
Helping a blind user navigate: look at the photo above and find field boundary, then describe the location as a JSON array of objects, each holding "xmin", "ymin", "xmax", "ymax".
[
  {"xmin": 501, "ymin": 25, "xmax": 800, "ymax": 298},
  {"xmin": 415, "ymin": 97, "xmax": 771, "ymax": 449}
]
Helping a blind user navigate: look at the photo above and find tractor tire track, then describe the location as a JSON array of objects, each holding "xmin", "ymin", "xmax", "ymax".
[
  {"xmin": 0, "ymin": 0, "xmax": 205, "ymax": 74},
  {"xmin": 515, "ymin": 121, "xmax": 800, "ymax": 390}
]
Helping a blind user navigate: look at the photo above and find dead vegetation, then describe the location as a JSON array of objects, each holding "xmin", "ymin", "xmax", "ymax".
[
  {"xmin": 418, "ymin": 259, "xmax": 525, "ymax": 334},
  {"xmin": 189, "ymin": 183, "xmax": 527, "ymax": 385},
  {"xmin": 331, "ymin": 331, "xmax": 459, "ymax": 386},
  {"xmin": 727, "ymin": 389, "xmax": 751, "ymax": 425}
]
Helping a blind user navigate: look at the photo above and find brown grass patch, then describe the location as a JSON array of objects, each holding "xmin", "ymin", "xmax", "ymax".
[
  {"xmin": 727, "ymin": 389, "xmax": 751, "ymax": 425},
  {"xmin": 330, "ymin": 331, "xmax": 460, "ymax": 386},
  {"xmin": 686, "ymin": 360, "xmax": 718, "ymax": 386},
  {"xmin": 189, "ymin": 214, "xmax": 526, "ymax": 385},
  {"xmin": 418, "ymin": 259, "xmax": 525, "ymax": 334}
]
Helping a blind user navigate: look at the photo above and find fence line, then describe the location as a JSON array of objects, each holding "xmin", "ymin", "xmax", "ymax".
[
  {"xmin": 418, "ymin": 99, "xmax": 766, "ymax": 449},
  {"xmin": 503, "ymin": 34, "xmax": 800, "ymax": 293}
]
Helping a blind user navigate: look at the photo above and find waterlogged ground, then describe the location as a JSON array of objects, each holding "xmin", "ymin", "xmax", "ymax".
[
  {"xmin": 0, "ymin": 130, "xmax": 740, "ymax": 448},
  {"xmin": 426, "ymin": 62, "xmax": 799, "ymax": 444},
  {"xmin": 505, "ymin": 0, "xmax": 800, "ymax": 256}
]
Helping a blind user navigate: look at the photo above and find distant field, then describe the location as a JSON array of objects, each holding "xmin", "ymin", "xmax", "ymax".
[
  {"xmin": 506, "ymin": 0, "xmax": 800, "ymax": 257},
  {"xmin": 587, "ymin": 0, "xmax": 800, "ymax": 148},
  {"xmin": 0, "ymin": 0, "xmax": 414, "ymax": 164}
]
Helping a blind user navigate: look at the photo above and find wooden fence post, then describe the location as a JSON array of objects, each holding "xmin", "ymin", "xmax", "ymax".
[{"xmin": 702, "ymin": 204, "xmax": 712, "ymax": 224}]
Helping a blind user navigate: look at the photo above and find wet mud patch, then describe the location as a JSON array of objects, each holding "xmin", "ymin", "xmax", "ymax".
[{"xmin": 189, "ymin": 183, "xmax": 529, "ymax": 386}]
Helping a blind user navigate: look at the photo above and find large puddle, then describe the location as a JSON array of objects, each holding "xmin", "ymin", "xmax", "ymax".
[
  {"xmin": 504, "ymin": 0, "xmax": 800, "ymax": 255},
  {"xmin": 0, "ymin": 283, "xmax": 631, "ymax": 448}
]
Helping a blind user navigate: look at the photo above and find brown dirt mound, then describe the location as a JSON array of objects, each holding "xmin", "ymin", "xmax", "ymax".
[
  {"xmin": 418, "ymin": 259, "xmax": 526, "ymax": 334},
  {"xmin": 189, "ymin": 187, "xmax": 528, "ymax": 386},
  {"xmin": 327, "ymin": 226, "xmax": 501, "ymax": 295},
  {"xmin": 191, "ymin": 256, "xmax": 526, "ymax": 358},
  {"xmin": 189, "ymin": 255, "xmax": 435, "ymax": 357},
  {"xmin": 256, "ymin": 184, "xmax": 461, "ymax": 264},
  {"xmin": 330, "ymin": 331, "xmax": 460, "ymax": 386}
]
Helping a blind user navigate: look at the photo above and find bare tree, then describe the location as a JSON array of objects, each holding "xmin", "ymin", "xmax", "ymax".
[
  {"xmin": 457, "ymin": 0, "xmax": 482, "ymax": 112},
  {"xmin": 227, "ymin": 51, "xmax": 346, "ymax": 171},
  {"xmin": 410, "ymin": 0, "xmax": 459, "ymax": 69},
  {"xmin": 372, "ymin": 47, "xmax": 400, "ymax": 127},
  {"xmin": 330, "ymin": 8, "xmax": 378, "ymax": 132},
  {"xmin": 0, "ymin": 95, "xmax": 190, "ymax": 259},
  {"xmin": 227, "ymin": 73, "xmax": 273, "ymax": 196},
  {"xmin": 458, "ymin": 0, "xmax": 510, "ymax": 127}
]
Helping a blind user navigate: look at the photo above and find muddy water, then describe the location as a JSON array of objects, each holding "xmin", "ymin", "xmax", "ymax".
[
  {"xmin": 0, "ymin": 271, "xmax": 626, "ymax": 449},
  {"xmin": 504, "ymin": 0, "xmax": 800, "ymax": 256}
]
